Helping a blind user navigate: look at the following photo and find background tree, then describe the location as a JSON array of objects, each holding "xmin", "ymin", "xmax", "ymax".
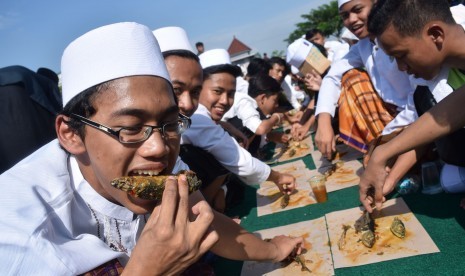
[{"xmin": 285, "ymin": 0, "xmax": 343, "ymax": 44}]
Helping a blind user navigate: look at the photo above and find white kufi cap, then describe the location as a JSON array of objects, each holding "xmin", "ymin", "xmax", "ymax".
[
  {"xmin": 153, "ymin": 26, "xmax": 195, "ymax": 54},
  {"xmin": 199, "ymin": 49, "xmax": 231, "ymax": 69},
  {"xmin": 286, "ymin": 38, "xmax": 312, "ymax": 69},
  {"xmin": 338, "ymin": 0, "xmax": 352, "ymax": 8},
  {"xmin": 61, "ymin": 22, "xmax": 170, "ymax": 106}
]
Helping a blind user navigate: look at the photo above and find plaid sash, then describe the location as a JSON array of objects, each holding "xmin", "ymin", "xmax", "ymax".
[{"xmin": 337, "ymin": 69, "xmax": 398, "ymax": 153}]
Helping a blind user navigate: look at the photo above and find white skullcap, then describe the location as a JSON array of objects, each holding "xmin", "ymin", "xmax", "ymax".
[
  {"xmin": 61, "ymin": 22, "xmax": 170, "ymax": 106},
  {"xmin": 199, "ymin": 49, "xmax": 231, "ymax": 69},
  {"xmin": 338, "ymin": 0, "xmax": 352, "ymax": 8},
  {"xmin": 286, "ymin": 38, "xmax": 312, "ymax": 69},
  {"xmin": 440, "ymin": 164, "xmax": 465, "ymax": 193},
  {"xmin": 152, "ymin": 26, "xmax": 195, "ymax": 54}
]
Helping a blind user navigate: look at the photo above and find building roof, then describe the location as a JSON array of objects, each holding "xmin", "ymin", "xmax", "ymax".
[{"xmin": 227, "ymin": 36, "xmax": 252, "ymax": 57}]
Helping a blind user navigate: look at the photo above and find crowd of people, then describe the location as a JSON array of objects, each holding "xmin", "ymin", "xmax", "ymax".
[{"xmin": 0, "ymin": 0, "xmax": 464, "ymax": 274}]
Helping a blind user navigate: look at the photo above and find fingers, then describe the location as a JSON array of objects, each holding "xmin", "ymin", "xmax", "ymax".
[
  {"xmin": 190, "ymin": 200, "xmax": 218, "ymax": 254},
  {"xmin": 292, "ymin": 236, "xmax": 304, "ymax": 255},
  {"xmin": 151, "ymin": 176, "xmax": 178, "ymax": 227},
  {"xmin": 359, "ymin": 186, "xmax": 374, "ymax": 213},
  {"xmin": 374, "ymin": 187, "xmax": 384, "ymax": 210},
  {"xmin": 174, "ymin": 174, "xmax": 189, "ymax": 227}
]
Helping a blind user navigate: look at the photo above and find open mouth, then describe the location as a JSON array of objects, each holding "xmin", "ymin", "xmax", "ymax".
[{"xmin": 129, "ymin": 170, "xmax": 163, "ymax": 177}]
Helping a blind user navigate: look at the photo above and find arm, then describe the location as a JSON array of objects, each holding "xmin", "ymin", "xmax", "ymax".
[
  {"xmin": 314, "ymin": 44, "xmax": 364, "ymax": 159},
  {"xmin": 254, "ymin": 113, "xmax": 281, "ymax": 135},
  {"xmin": 291, "ymin": 99, "xmax": 316, "ymax": 140},
  {"xmin": 315, "ymin": 113, "xmax": 336, "ymax": 160},
  {"xmin": 182, "ymin": 112, "xmax": 271, "ymax": 184},
  {"xmin": 218, "ymin": 121, "xmax": 250, "ymax": 149},
  {"xmin": 360, "ymin": 85, "xmax": 465, "ymax": 211},
  {"xmin": 186, "ymin": 191, "xmax": 303, "ymax": 262}
]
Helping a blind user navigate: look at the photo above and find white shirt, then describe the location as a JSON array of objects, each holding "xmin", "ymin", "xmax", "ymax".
[
  {"xmin": 0, "ymin": 139, "xmax": 171, "ymax": 274},
  {"xmin": 236, "ymin": 76, "xmax": 249, "ymax": 94},
  {"xmin": 324, "ymin": 40, "xmax": 347, "ymax": 62},
  {"xmin": 181, "ymin": 104, "xmax": 270, "ymax": 184},
  {"xmin": 315, "ymin": 38, "xmax": 417, "ymax": 134},
  {"xmin": 451, "ymin": 4, "xmax": 465, "ymax": 29},
  {"xmin": 222, "ymin": 92, "xmax": 262, "ymax": 133},
  {"xmin": 281, "ymin": 74, "xmax": 305, "ymax": 110}
]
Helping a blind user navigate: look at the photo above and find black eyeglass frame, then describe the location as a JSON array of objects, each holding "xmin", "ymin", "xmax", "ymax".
[{"xmin": 68, "ymin": 113, "xmax": 191, "ymax": 144}]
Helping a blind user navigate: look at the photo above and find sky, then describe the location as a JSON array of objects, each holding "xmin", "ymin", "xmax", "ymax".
[{"xmin": 0, "ymin": 0, "xmax": 328, "ymax": 73}]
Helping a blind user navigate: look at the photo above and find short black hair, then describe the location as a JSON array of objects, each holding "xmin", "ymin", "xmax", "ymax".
[
  {"xmin": 195, "ymin": 42, "xmax": 204, "ymax": 47},
  {"xmin": 162, "ymin": 49, "xmax": 200, "ymax": 62},
  {"xmin": 246, "ymin": 58, "xmax": 272, "ymax": 78},
  {"xmin": 248, "ymin": 74, "xmax": 282, "ymax": 98},
  {"xmin": 268, "ymin": 56, "xmax": 286, "ymax": 68},
  {"xmin": 60, "ymin": 82, "xmax": 112, "ymax": 139},
  {"xmin": 203, "ymin": 64, "xmax": 242, "ymax": 80},
  {"xmin": 368, "ymin": 0, "xmax": 455, "ymax": 37},
  {"xmin": 305, "ymin": 28, "xmax": 324, "ymax": 40}
]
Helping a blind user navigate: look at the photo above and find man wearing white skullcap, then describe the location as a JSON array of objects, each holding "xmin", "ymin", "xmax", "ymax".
[
  {"xmin": 313, "ymin": 0, "xmax": 421, "ymax": 203},
  {"xmin": 0, "ymin": 22, "xmax": 304, "ymax": 274},
  {"xmin": 0, "ymin": 21, "xmax": 218, "ymax": 275},
  {"xmin": 181, "ymin": 49, "xmax": 299, "ymax": 214}
]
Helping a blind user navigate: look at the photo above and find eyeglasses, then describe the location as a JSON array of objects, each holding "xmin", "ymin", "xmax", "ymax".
[{"xmin": 69, "ymin": 113, "xmax": 191, "ymax": 144}]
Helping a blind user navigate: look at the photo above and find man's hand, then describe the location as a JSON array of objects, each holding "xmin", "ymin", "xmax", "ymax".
[
  {"xmin": 315, "ymin": 114, "xmax": 336, "ymax": 160},
  {"xmin": 267, "ymin": 235, "xmax": 304, "ymax": 262},
  {"xmin": 269, "ymin": 170, "xmax": 296, "ymax": 195},
  {"xmin": 124, "ymin": 175, "xmax": 218, "ymax": 275},
  {"xmin": 304, "ymin": 70, "xmax": 322, "ymax": 91},
  {"xmin": 359, "ymin": 147, "xmax": 390, "ymax": 213},
  {"xmin": 291, "ymin": 123, "xmax": 309, "ymax": 141}
]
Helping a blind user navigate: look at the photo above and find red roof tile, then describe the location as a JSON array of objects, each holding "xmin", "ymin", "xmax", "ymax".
[{"xmin": 228, "ymin": 36, "xmax": 252, "ymax": 56}]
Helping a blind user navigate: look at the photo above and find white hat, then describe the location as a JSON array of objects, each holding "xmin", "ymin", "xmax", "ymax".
[
  {"xmin": 286, "ymin": 38, "xmax": 315, "ymax": 70},
  {"xmin": 440, "ymin": 164, "xmax": 465, "ymax": 193},
  {"xmin": 199, "ymin": 49, "xmax": 231, "ymax": 69},
  {"xmin": 152, "ymin": 26, "xmax": 195, "ymax": 54},
  {"xmin": 61, "ymin": 22, "xmax": 170, "ymax": 106},
  {"xmin": 338, "ymin": 0, "xmax": 352, "ymax": 8}
]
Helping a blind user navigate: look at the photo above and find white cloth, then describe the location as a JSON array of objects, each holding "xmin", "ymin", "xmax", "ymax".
[
  {"xmin": 0, "ymin": 139, "xmax": 180, "ymax": 274},
  {"xmin": 281, "ymin": 74, "xmax": 304, "ymax": 110},
  {"xmin": 451, "ymin": 4, "xmax": 465, "ymax": 29},
  {"xmin": 236, "ymin": 76, "xmax": 249, "ymax": 94},
  {"xmin": 315, "ymin": 38, "xmax": 417, "ymax": 135},
  {"xmin": 324, "ymin": 40, "xmax": 348, "ymax": 62},
  {"xmin": 222, "ymin": 92, "xmax": 262, "ymax": 133},
  {"xmin": 181, "ymin": 104, "xmax": 270, "ymax": 185}
]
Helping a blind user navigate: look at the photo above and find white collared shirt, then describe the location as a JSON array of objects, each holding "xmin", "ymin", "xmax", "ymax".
[
  {"xmin": 181, "ymin": 104, "xmax": 270, "ymax": 184},
  {"xmin": 315, "ymin": 38, "xmax": 417, "ymax": 134},
  {"xmin": 222, "ymin": 92, "xmax": 262, "ymax": 133}
]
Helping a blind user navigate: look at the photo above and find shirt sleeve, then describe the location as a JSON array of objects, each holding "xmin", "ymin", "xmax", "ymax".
[
  {"xmin": 382, "ymin": 92, "xmax": 418, "ymax": 135},
  {"xmin": 315, "ymin": 43, "xmax": 364, "ymax": 117},
  {"xmin": 181, "ymin": 113, "xmax": 270, "ymax": 184},
  {"xmin": 236, "ymin": 97, "xmax": 262, "ymax": 133}
]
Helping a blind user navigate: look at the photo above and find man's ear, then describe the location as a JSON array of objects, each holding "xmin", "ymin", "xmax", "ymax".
[
  {"xmin": 256, "ymin": 94, "xmax": 266, "ymax": 105},
  {"xmin": 56, "ymin": 115, "xmax": 86, "ymax": 155},
  {"xmin": 426, "ymin": 23, "xmax": 445, "ymax": 50}
]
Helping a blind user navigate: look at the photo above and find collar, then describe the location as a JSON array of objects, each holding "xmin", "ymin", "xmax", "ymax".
[{"xmin": 69, "ymin": 156, "xmax": 135, "ymax": 221}]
